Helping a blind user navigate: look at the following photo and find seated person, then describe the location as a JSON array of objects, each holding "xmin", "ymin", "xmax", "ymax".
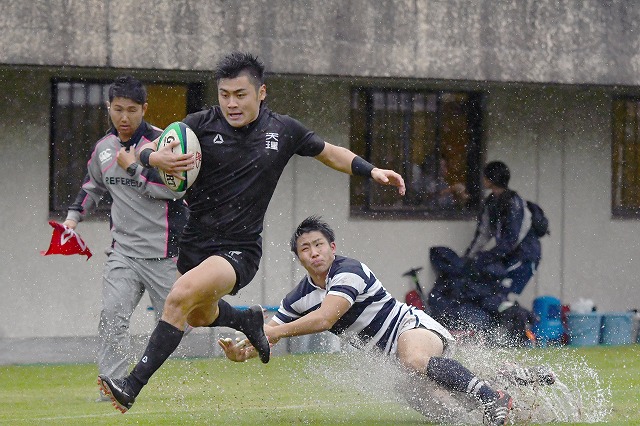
[
  {"xmin": 464, "ymin": 160, "xmax": 541, "ymax": 308},
  {"xmin": 409, "ymin": 153, "xmax": 468, "ymax": 208},
  {"xmin": 428, "ymin": 161, "xmax": 542, "ymax": 344}
]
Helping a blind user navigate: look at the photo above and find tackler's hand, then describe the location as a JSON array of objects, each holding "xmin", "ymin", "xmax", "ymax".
[
  {"xmin": 264, "ymin": 324, "xmax": 283, "ymax": 346},
  {"xmin": 217, "ymin": 337, "xmax": 257, "ymax": 362}
]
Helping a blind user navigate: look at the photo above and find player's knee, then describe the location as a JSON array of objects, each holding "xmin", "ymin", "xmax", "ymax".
[
  {"xmin": 162, "ymin": 282, "xmax": 194, "ymax": 314},
  {"xmin": 164, "ymin": 288, "xmax": 187, "ymax": 312},
  {"xmin": 164, "ymin": 277, "xmax": 208, "ymax": 316},
  {"xmin": 400, "ymin": 352, "xmax": 432, "ymax": 373}
]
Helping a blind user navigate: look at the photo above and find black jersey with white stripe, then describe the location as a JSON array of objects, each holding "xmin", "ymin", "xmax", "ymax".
[
  {"xmin": 182, "ymin": 106, "xmax": 325, "ymax": 241},
  {"xmin": 273, "ymin": 255, "xmax": 412, "ymax": 354}
]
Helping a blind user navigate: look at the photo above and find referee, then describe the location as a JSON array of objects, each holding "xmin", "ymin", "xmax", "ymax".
[{"xmin": 64, "ymin": 76, "xmax": 187, "ymax": 400}]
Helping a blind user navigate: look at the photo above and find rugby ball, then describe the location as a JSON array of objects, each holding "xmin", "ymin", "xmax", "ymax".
[{"xmin": 156, "ymin": 121, "xmax": 201, "ymax": 191}]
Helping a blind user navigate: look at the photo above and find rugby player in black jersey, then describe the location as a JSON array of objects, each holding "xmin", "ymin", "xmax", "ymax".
[{"xmin": 98, "ymin": 51, "xmax": 405, "ymax": 413}]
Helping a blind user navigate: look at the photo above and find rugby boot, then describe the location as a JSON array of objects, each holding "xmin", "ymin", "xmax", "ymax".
[
  {"xmin": 97, "ymin": 375, "xmax": 136, "ymax": 413},
  {"xmin": 239, "ymin": 305, "xmax": 271, "ymax": 363},
  {"xmin": 499, "ymin": 365, "xmax": 556, "ymax": 386},
  {"xmin": 483, "ymin": 390, "xmax": 513, "ymax": 425}
]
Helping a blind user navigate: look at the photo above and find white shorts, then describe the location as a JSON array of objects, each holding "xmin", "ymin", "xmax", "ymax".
[{"xmin": 395, "ymin": 307, "xmax": 455, "ymax": 355}]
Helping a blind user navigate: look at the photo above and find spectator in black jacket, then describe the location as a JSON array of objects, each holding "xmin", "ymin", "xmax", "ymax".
[{"xmin": 464, "ymin": 160, "xmax": 541, "ymax": 308}]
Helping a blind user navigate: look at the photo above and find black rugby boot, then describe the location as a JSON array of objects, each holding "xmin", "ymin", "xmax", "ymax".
[
  {"xmin": 239, "ymin": 305, "xmax": 271, "ymax": 363},
  {"xmin": 98, "ymin": 375, "xmax": 136, "ymax": 413}
]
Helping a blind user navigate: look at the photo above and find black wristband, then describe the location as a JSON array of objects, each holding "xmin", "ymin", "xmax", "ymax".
[
  {"xmin": 140, "ymin": 148, "xmax": 154, "ymax": 168},
  {"xmin": 351, "ymin": 156, "xmax": 375, "ymax": 177}
]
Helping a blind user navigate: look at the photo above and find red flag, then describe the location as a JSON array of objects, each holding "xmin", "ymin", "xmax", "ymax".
[{"xmin": 41, "ymin": 221, "xmax": 92, "ymax": 260}]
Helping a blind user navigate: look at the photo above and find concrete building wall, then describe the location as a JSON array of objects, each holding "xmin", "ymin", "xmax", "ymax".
[{"xmin": 2, "ymin": 1, "xmax": 640, "ymax": 85}]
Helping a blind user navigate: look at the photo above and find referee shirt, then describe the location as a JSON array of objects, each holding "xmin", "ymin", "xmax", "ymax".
[{"xmin": 66, "ymin": 121, "xmax": 187, "ymax": 258}]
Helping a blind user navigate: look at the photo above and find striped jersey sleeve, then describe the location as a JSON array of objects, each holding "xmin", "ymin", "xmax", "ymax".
[{"xmin": 273, "ymin": 255, "xmax": 411, "ymax": 354}]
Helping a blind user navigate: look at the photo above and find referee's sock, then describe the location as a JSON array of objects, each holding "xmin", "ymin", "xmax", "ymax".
[
  {"xmin": 425, "ymin": 356, "xmax": 499, "ymax": 404},
  {"xmin": 127, "ymin": 320, "xmax": 184, "ymax": 396}
]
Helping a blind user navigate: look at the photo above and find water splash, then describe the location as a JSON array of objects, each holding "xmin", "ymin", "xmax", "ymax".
[{"xmin": 305, "ymin": 337, "xmax": 611, "ymax": 424}]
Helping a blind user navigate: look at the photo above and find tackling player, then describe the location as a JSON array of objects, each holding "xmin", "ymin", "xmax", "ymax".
[{"xmin": 221, "ymin": 216, "xmax": 515, "ymax": 426}]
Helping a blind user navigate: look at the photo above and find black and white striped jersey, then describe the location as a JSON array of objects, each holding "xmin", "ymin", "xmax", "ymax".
[{"xmin": 273, "ymin": 255, "xmax": 414, "ymax": 355}]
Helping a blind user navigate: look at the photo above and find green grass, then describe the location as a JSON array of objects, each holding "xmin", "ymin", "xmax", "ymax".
[{"xmin": 0, "ymin": 345, "xmax": 638, "ymax": 425}]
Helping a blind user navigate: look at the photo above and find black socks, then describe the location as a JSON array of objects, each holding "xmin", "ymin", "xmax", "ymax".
[
  {"xmin": 209, "ymin": 299, "xmax": 271, "ymax": 363},
  {"xmin": 127, "ymin": 320, "xmax": 184, "ymax": 396},
  {"xmin": 209, "ymin": 299, "xmax": 244, "ymax": 330}
]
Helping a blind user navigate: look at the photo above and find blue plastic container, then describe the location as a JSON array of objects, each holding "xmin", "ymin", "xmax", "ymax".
[
  {"xmin": 600, "ymin": 312, "xmax": 633, "ymax": 345},
  {"xmin": 532, "ymin": 296, "xmax": 564, "ymax": 345},
  {"xmin": 567, "ymin": 313, "xmax": 602, "ymax": 346}
]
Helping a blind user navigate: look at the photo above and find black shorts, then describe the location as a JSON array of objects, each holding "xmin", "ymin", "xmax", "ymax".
[{"xmin": 177, "ymin": 232, "xmax": 262, "ymax": 295}]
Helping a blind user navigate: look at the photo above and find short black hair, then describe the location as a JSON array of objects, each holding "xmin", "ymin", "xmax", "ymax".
[
  {"xmin": 290, "ymin": 215, "xmax": 336, "ymax": 256},
  {"xmin": 484, "ymin": 161, "xmax": 510, "ymax": 189},
  {"xmin": 213, "ymin": 51, "xmax": 265, "ymax": 89},
  {"xmin": 108, "ymin": 75, "xmax": 147, "ymax": 105}
]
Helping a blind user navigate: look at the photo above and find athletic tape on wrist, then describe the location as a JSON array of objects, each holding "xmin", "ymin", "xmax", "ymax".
[{"xmin": 351, "ymin": 156, "xmax": 375, "ymax": 177}]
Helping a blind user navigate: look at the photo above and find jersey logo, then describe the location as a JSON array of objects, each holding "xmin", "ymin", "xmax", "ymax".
[
  {"xmin": 99, "ymin": 148, "xmax": 113, "ymax": 164},
  {"xmin": 265, "ymin": 132, "xmax": 279, "ymax": 151},
  {"xmin": 225, "ymin": 251, "xmax": 242, "ymax": 264},
  {"xmin": 213, "ymin": 134, "xmax": 224, "ymax": 144}
]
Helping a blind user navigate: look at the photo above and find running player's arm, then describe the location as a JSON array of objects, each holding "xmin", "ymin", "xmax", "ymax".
[
  {"xmin": 315, "ymin": 142, "xmax": 406, "ymax": 195},
  {"xmin": 118, "ymin": 146, "xmax": 187, "ymax": 199},
  {"xmin": 137, "ymin": 138, "xmax": 193, "ymax": 179}
]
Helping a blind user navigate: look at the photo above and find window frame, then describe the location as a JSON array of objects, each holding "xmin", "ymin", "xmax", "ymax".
[
  {"xmin": 612, "ymin": 95, "xmax": 640, "ymax": 218},
  {"xmin": 349, "ymin": 86, "xmax": 484, "ymax": 220}
]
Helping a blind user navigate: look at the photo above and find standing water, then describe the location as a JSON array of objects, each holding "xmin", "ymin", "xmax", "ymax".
[{"xmin": 306, "ymin": 337, "xmax": 611, "ymax": 424}]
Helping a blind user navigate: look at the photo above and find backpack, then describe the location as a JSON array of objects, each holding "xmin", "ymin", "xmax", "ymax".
[
  {"xmin": 429, "ymin": 246, "xmax": 469, "ymax": 278},
  {"xmin": 526, "ymin": 200, "xmax": 550, "ymax": 238}
]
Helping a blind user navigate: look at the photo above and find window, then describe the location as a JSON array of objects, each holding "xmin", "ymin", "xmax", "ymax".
[
  {"xmin": 49, "ymin": 78, "xmax": 204, "ymax": 215},
  {"xmin": 350, "ymin": 88, "xmax": 483, "ymax": 219},
  {"xmin": 612, "ymin": 97, "xmax": 640, "ymax": 217}
]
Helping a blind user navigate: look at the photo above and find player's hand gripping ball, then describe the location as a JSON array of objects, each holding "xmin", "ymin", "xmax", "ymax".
[{"xmin": 156, "ymin": 121, "xmax": 201, "ymax": 191}]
